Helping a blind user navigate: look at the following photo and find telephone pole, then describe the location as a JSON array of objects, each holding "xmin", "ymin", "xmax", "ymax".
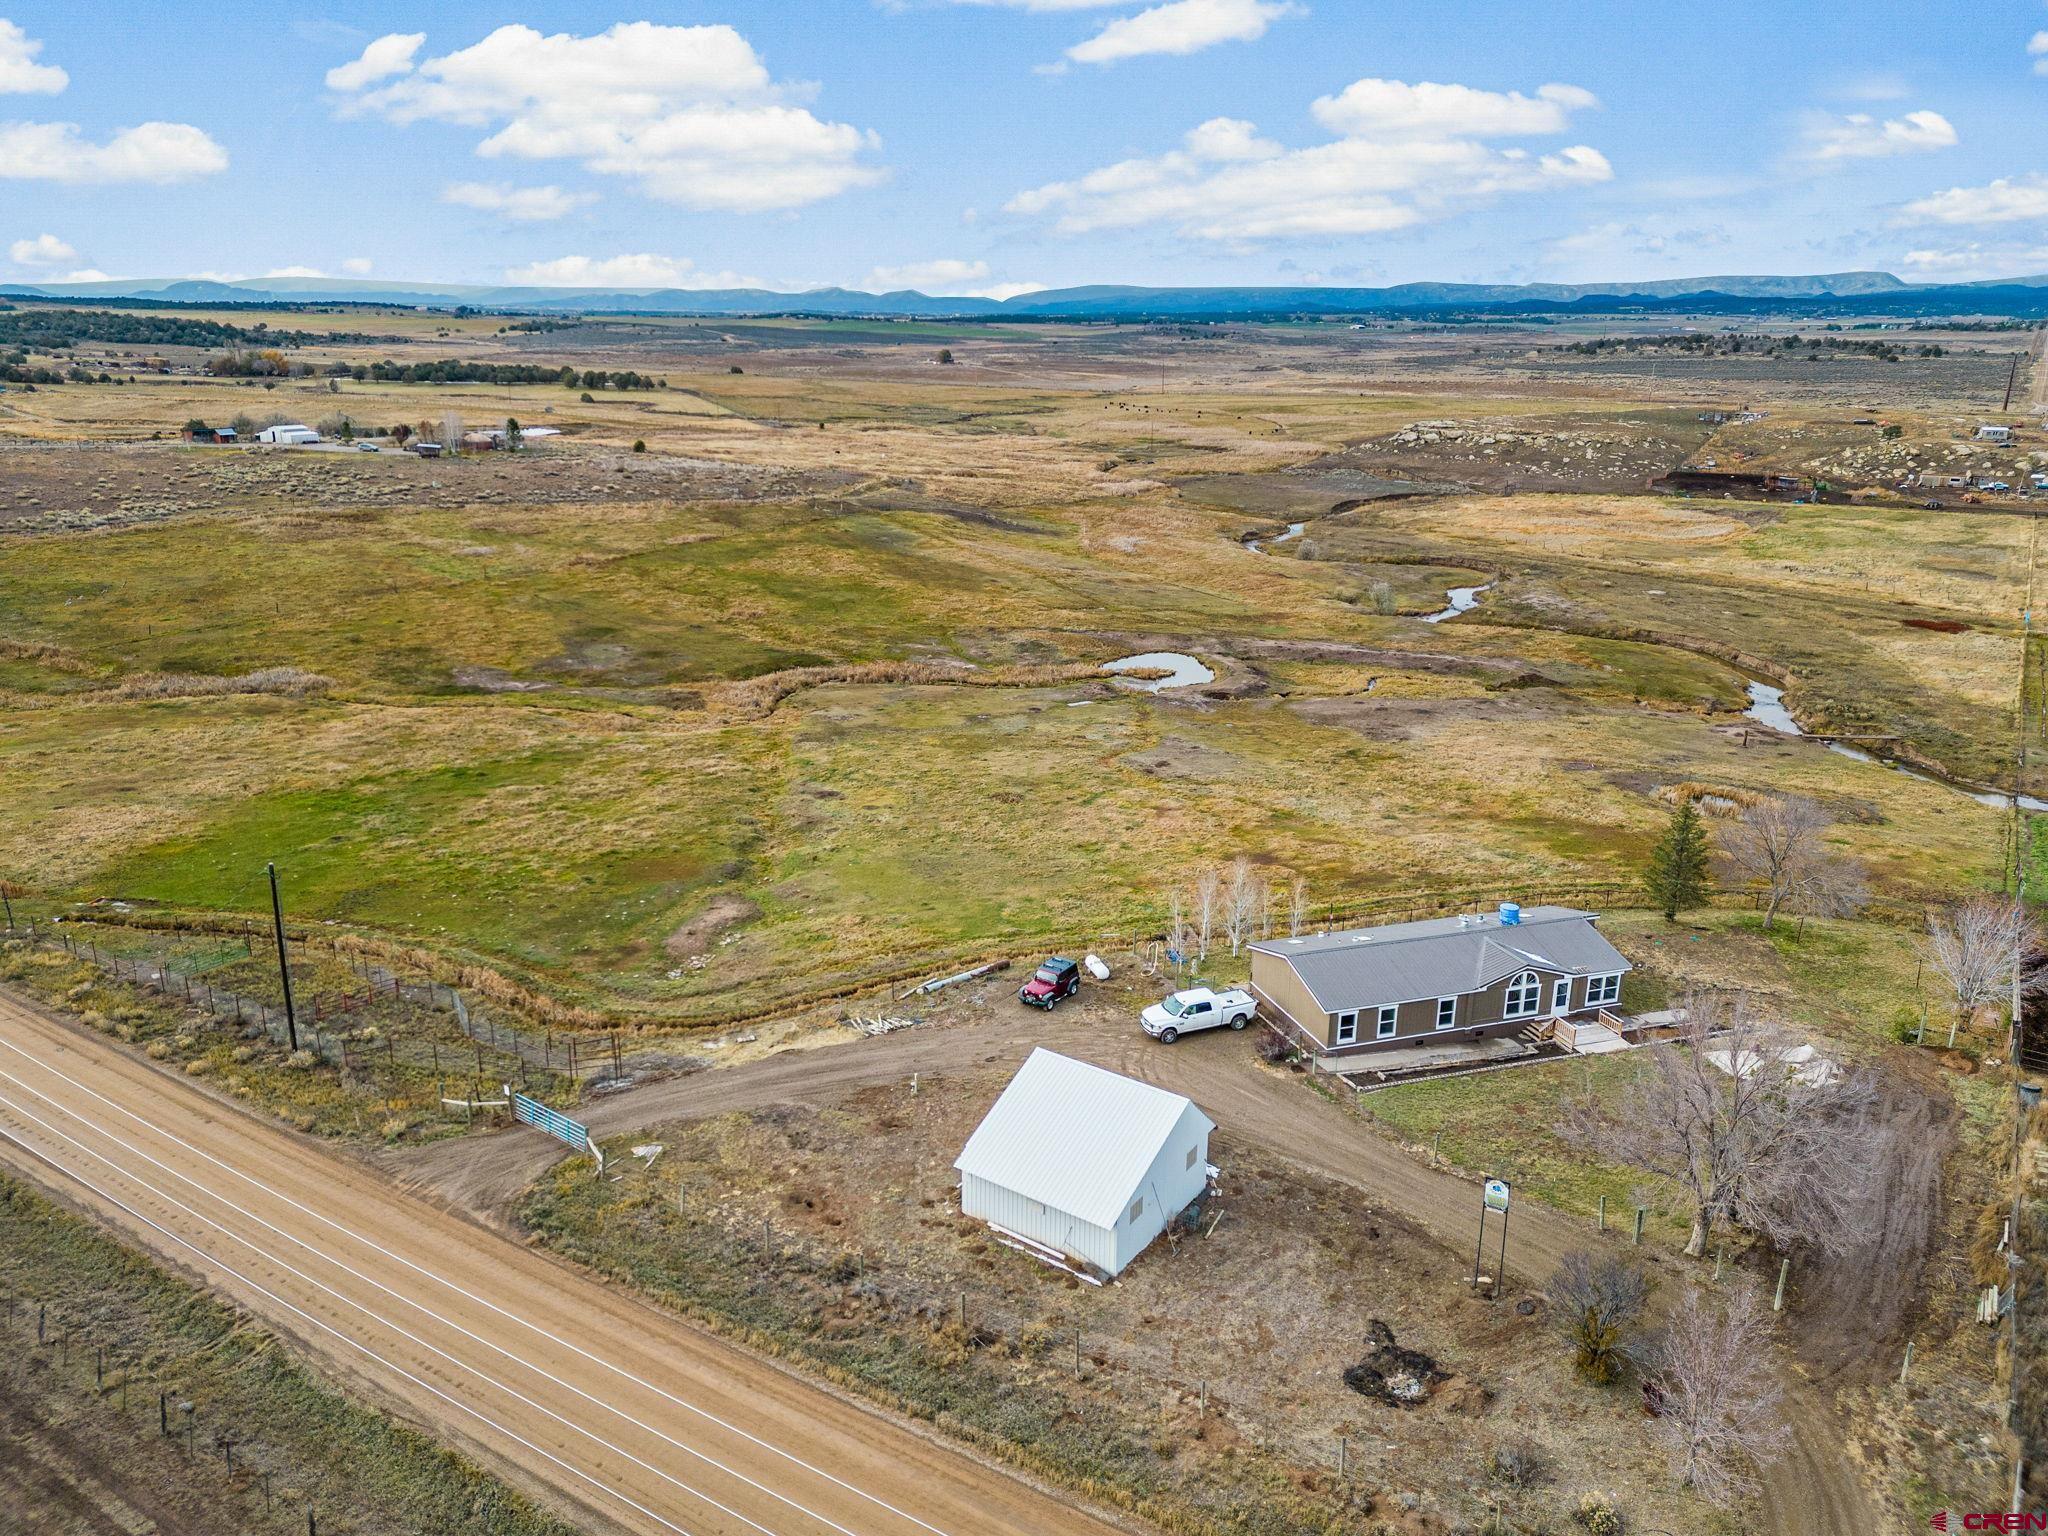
[{"xmin": 266, "ymin": 862, "xmax": 299, "ymax": 1051}]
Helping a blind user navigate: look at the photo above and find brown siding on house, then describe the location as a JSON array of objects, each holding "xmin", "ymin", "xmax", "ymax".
[{"xmin": 1249, "ymin": 951, "xmax": 1329, "ymax": 1048}]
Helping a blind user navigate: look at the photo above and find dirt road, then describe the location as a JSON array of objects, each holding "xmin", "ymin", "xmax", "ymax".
[
  {"xmin": 0, "ymin": 988, "xmax": 1133, "ymax": 1536},
  {"xmin": 387, "ymin": 1003, "xmax": 1878, "ymax": 1536}
]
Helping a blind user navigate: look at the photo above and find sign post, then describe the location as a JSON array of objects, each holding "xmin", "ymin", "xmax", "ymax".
[{"xmin": 1472, "ymin": 1178, "xmax": 1511, "ymax": 1298}]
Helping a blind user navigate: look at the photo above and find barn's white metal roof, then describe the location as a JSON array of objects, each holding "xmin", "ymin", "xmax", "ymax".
[{"xmin": 953, "ymin": 1049, "xmax": 1214, "ymax": 1229}]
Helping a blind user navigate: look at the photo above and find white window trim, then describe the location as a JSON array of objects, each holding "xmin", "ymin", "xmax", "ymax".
[
  {"xmin": 1334, "ymin": 1010, "xmax": 1358, "ymax": 1045},
  {"xmin": 1376, "ymin": 1005, "xmax": 1398, "ymax": 1039},
  {"xmin": 1434, "ymin": 996, "xmax": 1457, "ymax": 1031},
  {"xmin": 1586, "ymin": 972, "xmax": 1622, "ymax": 1007},
  {"xmin": 1503, "ymin": 969, "xmax": 1543, "ymax": 1020}
]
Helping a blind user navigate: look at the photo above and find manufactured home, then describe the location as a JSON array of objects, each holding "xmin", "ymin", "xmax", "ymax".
[{"xmin": 1249, "ymin": 904, "xmax": 1632, "ymax": 1057}]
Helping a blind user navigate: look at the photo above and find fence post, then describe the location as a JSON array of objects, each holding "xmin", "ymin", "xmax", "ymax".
[
  {"xmin": 1773, "ymin": 1258, "xmax": 1789, "ymax": 1312},
  {"xmin": 1596, "ymin": 1194, "xmax": 1605, "ymax": 1231},
  {"xmin": 1632, "ymin": 1207, "xmax": 1645, "ymax": 1245}
]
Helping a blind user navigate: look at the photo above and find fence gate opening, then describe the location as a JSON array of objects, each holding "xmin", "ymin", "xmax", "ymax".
[{"xmin": 510, "ymin": 1089, "xmax": 602, "ymax": 1171}]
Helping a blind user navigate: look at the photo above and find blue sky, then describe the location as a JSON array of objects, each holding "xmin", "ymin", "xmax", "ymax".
[{"xmin": 4, "ymin": 2, "xmax": 2048, "ymax": 294}]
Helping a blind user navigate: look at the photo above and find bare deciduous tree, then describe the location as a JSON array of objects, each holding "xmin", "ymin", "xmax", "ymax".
[
  {"xmin": 1289, "ymin": 875, "xmax": 1309, "ymax": 938},
  {"xmin": 1223, "ymin": 855, "xmax": 1265, "ymax": 955},
  {"xmin": 1647, "ymin": 1284, "xmax": 1788, "ymax": 1505},
  {"xmin": 1562, "ymin": 991, "xmax": 1882, "ymax": 1257},
  {"xmin": 1165, "ymin": 888, "xmax": 1191, "ymax": 979},
  {"xmin": 1787, "ymin": 850, "xmax": 1868, "ymax": 935},
  {"xmin": 1722, "ymin": 796, "xmax": 1832, "ymax": 930},
  {"xmin": 1924, "ymin": 894, "xmax": 2047, "ymax": 1048},
  {"xmin": 1192, "ymin": 866, "xmax": 1220, "ymax": 962},
  {"xmin": 1548, "ymin": 1250, "xmax": 1651, "ymax": 1383}
]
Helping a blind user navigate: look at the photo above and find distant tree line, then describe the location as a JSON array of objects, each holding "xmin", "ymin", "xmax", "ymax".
[
  {"xmin": 0, "ymin": 309, "xmax": 354, "ymax": 351},
  {"xmin": 1558, "ymin": 331, "xmax": 1943, "ymax": 361},
  {"xmin": 347, "ymin": 359, "xmax": 664, "ymax": 390}
]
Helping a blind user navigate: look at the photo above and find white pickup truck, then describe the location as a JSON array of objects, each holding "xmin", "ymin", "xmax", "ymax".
[{"xmin": 1141, "ymin": 986, "xmax": 1257, "ymax": 1043}]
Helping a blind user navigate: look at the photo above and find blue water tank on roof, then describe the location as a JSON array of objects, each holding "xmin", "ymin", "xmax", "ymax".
[{"xmin": 1498, "ymin": 902, "xmax": 1521, "ymax": 926}]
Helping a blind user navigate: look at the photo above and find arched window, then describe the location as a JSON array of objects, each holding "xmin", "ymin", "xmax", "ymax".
[{"xmin": 1504, "ymin": 970, "xmax": 1542, "ymax": 1018}]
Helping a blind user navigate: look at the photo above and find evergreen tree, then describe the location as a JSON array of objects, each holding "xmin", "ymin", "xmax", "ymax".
[{"xmin": 1645, "ymin": 799, "xmax": 1712, "ymax": 921}]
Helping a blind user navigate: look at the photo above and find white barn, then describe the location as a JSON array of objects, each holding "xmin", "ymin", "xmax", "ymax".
[
  {"xmin": 256, "ymin": 424, "xmax": 319, "ymax": 445},
  {"xmin": 953, "ymin": 1049, "xmax": 1215, "ymax": 1278}
]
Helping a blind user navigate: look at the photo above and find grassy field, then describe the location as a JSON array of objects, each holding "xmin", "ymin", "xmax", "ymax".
[{"xmin": 0, "ymin": 322, "xmax": 2024, "ymax": 1019}]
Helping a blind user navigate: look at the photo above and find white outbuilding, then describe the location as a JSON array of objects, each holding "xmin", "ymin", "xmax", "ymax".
[
  {"xmin": 256, "ymin": 423, "xmax": 319, "ymax": 445},
  {"xmin": 953, "ymin": 1048, "xmax": 1215, "ymax": 1278}
]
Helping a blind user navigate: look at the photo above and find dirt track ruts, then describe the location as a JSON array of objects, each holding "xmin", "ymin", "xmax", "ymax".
[
  {"xmin": 387, "ymin": 1007, "xmax": 1879, "ymax": 1536},
  {"xmin": 0, "ymin": 987, "xmax": 1135, "ymax": 1536}
]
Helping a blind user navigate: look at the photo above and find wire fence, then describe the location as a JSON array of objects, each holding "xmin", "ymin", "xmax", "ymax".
[{"xmin": 1, "ymin": 917, "xmax": 619, "ymax": 1110}]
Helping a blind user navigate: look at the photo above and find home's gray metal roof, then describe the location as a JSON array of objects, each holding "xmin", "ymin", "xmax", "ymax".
[
  {"xmin": 1250, "ymin": 906, "xmax": 1631, "ymax": 1013},
  {"xmin": 952, "ymin": 1049, "xmax": 1215, "ymax": 1229}
]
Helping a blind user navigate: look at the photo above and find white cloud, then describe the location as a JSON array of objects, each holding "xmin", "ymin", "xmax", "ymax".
[
  {"xmin": 263, "ymin": 266, "xmax": 328, "ymax": 279},
  {"xmin": 1799, "ymin": 109, "xmax": 1956, "ymax": 163},
  {"xmin": 0, "ymin": 20, "xmax": 66, "ymax": 94},
  {"xmin": 8, "ymin": 232, "xmax": 78, "ymax": 267},
  {"xmin": 1311, "ymin": 79, "xmax": 1597, "ymax": 139},
  {"xmin": 2032, "ymin": 30, "xmax": 2048, "ymax": 76},
  {"xmin": 325, "ymin": 32, "xmax": 424, "ymax": 92},
  {"xmin": 1902, "ymin": 173, "xmax": 2048, "ymax": 225},
  {"xmin": 0, "ymin": 119, "xmax": 227, "ymax": 183},
  {"xmin": 59, "ymin": 267, "xmax": 108, "ymax": 282},
  {"xmin": 862, "ymin": 258, "xmax": 1045, "ymax": 299},
  {"xmin": 938, "ymin": 0, "xmax": 1130, "ymax": 8},
  {"xmin": 1067, "ymin": 0, "xmax": 1300, "ymax": 65},
  {"xmin": 442, "ymin": 180, "xmax": 594, "ymax": 221},
  {"xmin": 503, "ymin": 253, "xmax": 765, "ymax": 289},
  {"xmin": 333, "ymin": 23, "xmax": 880, "ymax": 213},
  {"xmin": 1007, "ymin": 78, "xmax": 1608, "ymax": 242},
  {"xmin": 341, "ymin": 257, "xmax": 373, "ymax": 275},
  {"xmin": 1901, "ymin": 243, "xmax": 2048, "ymax": 279}
]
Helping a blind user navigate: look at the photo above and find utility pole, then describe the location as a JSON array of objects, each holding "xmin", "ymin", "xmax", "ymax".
[
  {"xmin": 267, "ymin": 862, "xmax": 299, "ymax": 1051},
  {"xmin": 0, "ymin": 886, "xmax": 13, "ymax": 933},
  {"xmin": 2006, "ymin": 351, "xmax": 2022, "ymax": 414}
]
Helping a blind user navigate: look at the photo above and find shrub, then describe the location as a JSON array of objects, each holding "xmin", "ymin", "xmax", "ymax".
[
  {"xmin": 145, "ymin": 1041, "xmax": 171, "ymax": 1060},
  {"xmin": 632, "ymin": 439, "xmax": 647, "ymax": 453},
  {"xmin": 184, "ymin": 1059, "xmax": 214, "ymax": 1077},
  {"xmin": 230, "ymin": 1045, "xmax": 256, "ymax": 1064},
  {"xmin": 1572, "ymin": 1493, "xmax": 1624, "ymax": 1535},
  {"xmin": 1550, "ymin": 1250, "xmax": 1649, "ymax": 1384},
  {"xmin": 1491, "ymin": 1438, "xmax": 1545, "ymax": 1487},
  {"xmin": 286, "ymin": 1049, "xmax": 317, "ymax": 1072}
]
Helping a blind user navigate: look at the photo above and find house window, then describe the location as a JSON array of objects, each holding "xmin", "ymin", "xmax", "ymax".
[
  {"xmin": 1334, "ymin": 1011, "xmax": 1358, "ymax": 1045},
  {"xmin": 1586, "ymin": 973, "xmax": 1622, "ymax": 1007},
  {"xmin": 1503, "ymin": 970, "xmax": 1542, "ymax": 1019},
  {"xmin": 1186, "ymin": 1146, "xmax": 1198, "ymax": 1170},
  {"xmin": 1551, "ymin": 978, "xmax": 1570, "ymax": 1014},
  {"xmin": 1376, "ymin": 1005, "xmax": 1398, "ymax": 1039},
  {"xmin": 1129, "ymin": 1197, "xmax": 1145, "ymax": 1222},
  {"xmin": 1435, "ymin": 996, "xmax": 1457, "ymax": 1031}
]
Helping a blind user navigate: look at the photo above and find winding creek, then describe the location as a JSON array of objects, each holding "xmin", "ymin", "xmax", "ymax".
[
  {"xmin": 1239, "ymin": 515, "xmax": 2043, "ymax": 813},
  {"xmin": 1743, "ymin": 682, "xmax": 2048, "ymax": 812}
]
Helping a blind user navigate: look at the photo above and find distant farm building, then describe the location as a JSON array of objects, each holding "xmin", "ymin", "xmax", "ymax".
[
  {"xmin": 1250, "ymin": 904, "xmax": 1632, "ymax": 1059},
  {"xmin": 182, "ymin": 424, "xmax": 236, "ymax": 443},
  {"xmin": 1976, "ymin": 424, "xmax": 2015, "ymax": 445},
  {"xmin": 255, "ymin": 423, "xmax": 319, "ymax": 445},
  {"xmin": 954, "ymin": 1049, "xmax": 1215, "ymax": 1279}
]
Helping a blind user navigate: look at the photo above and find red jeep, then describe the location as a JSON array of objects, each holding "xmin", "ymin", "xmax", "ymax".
[{"xmin": 1019, "ymin": 957, "xmax": 1081, "ymax": 1010}]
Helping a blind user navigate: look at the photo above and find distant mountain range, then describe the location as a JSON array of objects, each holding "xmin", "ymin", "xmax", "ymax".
[{"xmin": 7, "ymin": 270, "xmax": 2048, "ymax": 320}]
